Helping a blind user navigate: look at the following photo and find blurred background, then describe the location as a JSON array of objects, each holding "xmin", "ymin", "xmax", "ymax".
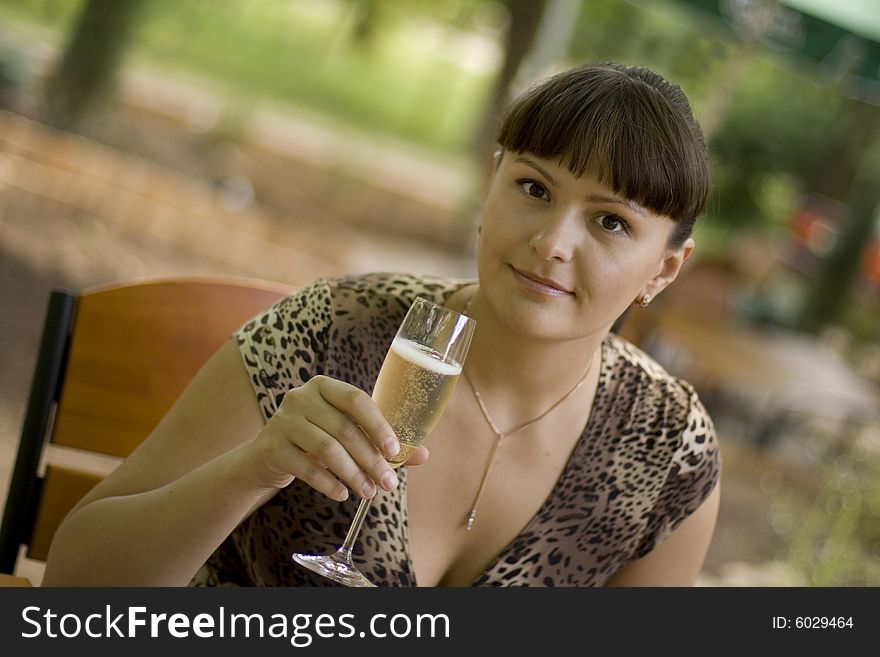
[{"xmin": 1, "ymin": 0, "xmax": 878, "ymax": 586}]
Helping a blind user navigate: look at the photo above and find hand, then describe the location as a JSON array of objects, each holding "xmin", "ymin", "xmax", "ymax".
[{"xmin": 243, "ymin": 375, "xmax": 428, "ymax": 501}]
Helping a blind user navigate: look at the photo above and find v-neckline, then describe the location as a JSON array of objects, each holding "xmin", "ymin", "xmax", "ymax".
[{"xmin": 400, "ymin": 332, "xmax": 611, "ymax": 587}]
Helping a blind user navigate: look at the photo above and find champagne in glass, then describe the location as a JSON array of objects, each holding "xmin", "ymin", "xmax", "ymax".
[
  {"xmin": 291, "ymin": 297, "xmax": 475, "ymax": 586},
  {"xmin": 374, "ymin": 336, "xmax": 462, "ymax": 466}
]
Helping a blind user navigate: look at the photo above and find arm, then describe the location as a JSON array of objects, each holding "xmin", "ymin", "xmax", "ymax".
[
  {"xmin": 42, "ymin": 339, "xmax": 419, "ymax": 586},
  {"xmin": 604, "ymin": 480, "xmax": 721, "ymax": 587}
]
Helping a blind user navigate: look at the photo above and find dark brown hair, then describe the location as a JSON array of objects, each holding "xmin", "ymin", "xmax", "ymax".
[{"xmin": 496, "ymin": 62, "xmax": 709, "ymax": 247}]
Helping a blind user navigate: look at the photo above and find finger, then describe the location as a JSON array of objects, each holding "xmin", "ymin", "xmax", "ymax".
[
  {"xmin": 404, "ymin": 445, "xmax": 430, "ymax": 467},
  {"xmin": 305, "ymin": 410, "xmax": 399, "ymax": 493},
  {"xmin": 274, "ymin": 442, "xmax": 350, "ymax": 502},
  {"xmin": 314, "ymin": 377, "xmax": 399, "ymax": 457},
  {"xmin": 296, "ymin": 421, "xmax": 385, "ymax": 498}
]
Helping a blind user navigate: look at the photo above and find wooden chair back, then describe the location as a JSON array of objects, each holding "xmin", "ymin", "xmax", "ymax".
[{"xmin": 0, "ymin": 277, "xmax": 291, "ymax": 573}]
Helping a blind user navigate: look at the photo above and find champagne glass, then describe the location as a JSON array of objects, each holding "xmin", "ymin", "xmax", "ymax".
[{"xmin": 292, "ymin": 296, "xmax": 475, "ymax": 586}]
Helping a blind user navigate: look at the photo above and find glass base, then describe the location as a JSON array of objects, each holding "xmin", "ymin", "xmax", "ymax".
[{"xmin": 292, "ymin": 551, "xmax": 376, "ymax": 587}]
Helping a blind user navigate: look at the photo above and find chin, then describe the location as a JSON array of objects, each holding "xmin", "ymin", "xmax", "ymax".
[{"xmin": 492, "ymin": 297, "xmax": 578, "ymax": 341}]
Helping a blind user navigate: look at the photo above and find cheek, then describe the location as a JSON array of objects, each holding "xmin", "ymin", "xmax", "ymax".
[
  {"xmin": 577, "ymin": 244, "xmax": 657, "ymax": 299},
  {"xmin": 475, "ymin": 219, "xmax": 503, "ymax": 279},
  {"xmin": 479, "ymin": 202, "xmax": 522, "ymax": 255}
]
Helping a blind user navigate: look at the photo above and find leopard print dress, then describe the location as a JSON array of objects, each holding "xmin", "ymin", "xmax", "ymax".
[{"xmin": 192, "ymin": 273, "xmax": 720, "ymax": 587}]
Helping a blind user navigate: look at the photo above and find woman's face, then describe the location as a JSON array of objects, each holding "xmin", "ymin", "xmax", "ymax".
[{"xmin": 477, "ymin": 151, "xmax": 693, "ymax": 341}]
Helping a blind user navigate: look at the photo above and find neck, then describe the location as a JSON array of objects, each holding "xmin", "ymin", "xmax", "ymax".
[{"xmin": 461, "ymin": 287, "xmax": 604, "ymax": 424}]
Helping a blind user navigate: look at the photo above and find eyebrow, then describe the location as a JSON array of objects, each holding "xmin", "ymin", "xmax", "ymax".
[
  {"xmin": 514, "ymin": 156, "xmax": 648, "ymax": 218},
  {"xmin": 587, "ymin": 194, "xmax": 648, "ymax": 218},
  {"xmin": 513, "ymin": 156, "xmax": 559, "ymax": 187}
]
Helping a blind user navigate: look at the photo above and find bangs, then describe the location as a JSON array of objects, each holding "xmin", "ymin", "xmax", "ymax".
[{"xmin": 497, "ymin": 68, "xmax": 709, "ymax": 223}]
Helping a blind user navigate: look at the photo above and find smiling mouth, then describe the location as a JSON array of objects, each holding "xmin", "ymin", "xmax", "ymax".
[{"xmin": 510, "ymin": 266, "xmax": 573, "ymax": 296}]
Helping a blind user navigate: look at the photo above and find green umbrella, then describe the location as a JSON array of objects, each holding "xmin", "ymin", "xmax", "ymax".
[{"xmin": 678, "ymin": 0, "xmax": 880, "ymax": 106}]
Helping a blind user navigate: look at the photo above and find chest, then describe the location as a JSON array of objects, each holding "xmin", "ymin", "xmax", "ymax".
[{"xmin": 404, "ymin": 386, "xmax": 593, "ymax": 587}]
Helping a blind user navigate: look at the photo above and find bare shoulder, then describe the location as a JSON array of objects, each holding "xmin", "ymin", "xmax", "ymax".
[{"xmin": 71, "ymin": 338, "xmax": 265, "ymax": 513}]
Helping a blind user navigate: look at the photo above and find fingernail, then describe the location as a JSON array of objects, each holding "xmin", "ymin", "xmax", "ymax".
[
  {"xmin": 384, "ymin": 437, "xmax": 399, "ymax": 457},
  {"xmin": 361, "ymin": 481, "xmax": 377, "ymax": 498},
  {"xmin": 381, "ymin": 470, "xmax": 398, "ymax": 490}
]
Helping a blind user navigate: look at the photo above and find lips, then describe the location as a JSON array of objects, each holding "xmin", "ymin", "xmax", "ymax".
[{"xmin": 510, "ymin": 266, "xmax": 573, "ymax": 296}]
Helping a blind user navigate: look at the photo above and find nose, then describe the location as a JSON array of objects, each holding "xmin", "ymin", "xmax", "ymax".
[{"xmin": 529, "ymin": 208, "xmax": 578, "ymax": 262}]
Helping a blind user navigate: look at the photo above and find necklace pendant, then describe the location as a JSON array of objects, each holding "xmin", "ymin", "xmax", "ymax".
[{"xmin": 465, "ymin": 509, "xmax": 477, "ymax": 531}]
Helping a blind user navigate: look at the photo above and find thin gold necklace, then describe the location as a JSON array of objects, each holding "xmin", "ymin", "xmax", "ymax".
[{"xmin": 460, "ymin": 291, "xmax": 593, "ymax": 531}]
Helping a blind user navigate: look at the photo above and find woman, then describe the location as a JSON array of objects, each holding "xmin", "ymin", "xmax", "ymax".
[{"xmin": 43, "ymin": 62, "xmax": 720, "ymax": 587}]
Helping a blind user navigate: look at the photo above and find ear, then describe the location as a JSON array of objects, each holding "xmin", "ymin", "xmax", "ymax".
[{"xmin": 643, "ymin": 238, "xmax": 695, "ymax": 300}]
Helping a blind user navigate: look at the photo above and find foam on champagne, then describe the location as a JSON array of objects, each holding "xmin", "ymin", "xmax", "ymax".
[{"xmin": 389, "ymin": 336, "xmax": 462, "ymax": 376}]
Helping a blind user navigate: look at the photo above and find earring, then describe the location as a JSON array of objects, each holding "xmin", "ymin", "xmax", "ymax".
[{"xmin": 636, "ymin": 293, "xmax": 651, "ymax": 307}]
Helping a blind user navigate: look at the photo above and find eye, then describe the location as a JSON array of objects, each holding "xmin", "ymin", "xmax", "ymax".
[
  {"xmin": 515, "ymin": 178, "xmax": 550, "ymax": 201},
  {"xmin": 595, "ymin": 213, "xmax": 630, "ymax": 235}
]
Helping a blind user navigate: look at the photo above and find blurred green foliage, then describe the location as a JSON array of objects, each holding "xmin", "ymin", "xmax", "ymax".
[
  {"xmin": 775, "ymin": 434, "xmax": 880, "ymax": 585},
  {"xmin": 0, "ymin": 39, "xmax": 27, "ymax": 108},
  {"xmin": 711, "ymin": 69, "xmax": 841, "ymax": 217},
  {"xmin": 568, "ymin": 0, "xmax": 731, "ymax": 103},
  {"xmin": 0, "ymin": 0, "xmax": 497, "ymax": 154}
]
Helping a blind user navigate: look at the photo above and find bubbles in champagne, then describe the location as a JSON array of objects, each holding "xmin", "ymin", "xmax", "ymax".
[{"xmin": 372, "ymin": 337, "xmax": 462, "ymax": 465}]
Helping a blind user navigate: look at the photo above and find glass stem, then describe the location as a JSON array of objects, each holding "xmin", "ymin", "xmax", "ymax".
[{"xmin": 338, "ymin": 495, "xmax": 375, "ymax": 560}]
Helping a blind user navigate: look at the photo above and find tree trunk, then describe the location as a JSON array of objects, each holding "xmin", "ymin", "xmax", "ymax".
[
  {"xmin": 470, "ymin": 0, "xmax": 549, "ymax": 165},
  {"xmin": 350, "ymin": 0, "xmax": 380, "ymax": 49},
  {"xmin": 796, "ymin": 105, "xmax": 880, "ymax": 332},
  {"xmin": 805, "ymin": 102, "xmax": 878, "ymax": 202},
  {"xmin": 43, "ymin": 0, "xmax": 149, "ymax": 130}
]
